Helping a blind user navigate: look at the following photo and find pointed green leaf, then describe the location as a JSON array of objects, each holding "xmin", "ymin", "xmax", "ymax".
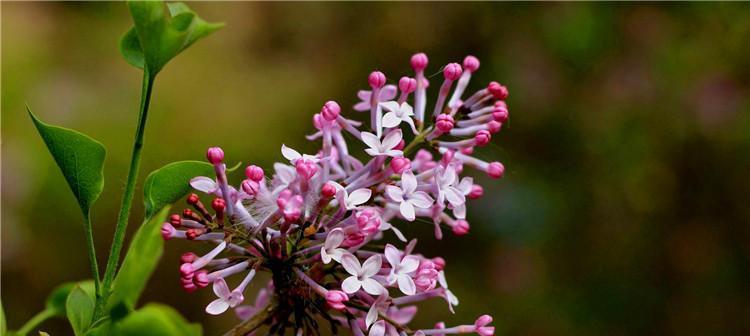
[
  {"xmin": 107, "ymin": 207, "xmax": 171, "ymax": 313},
  {"xmin": 122, "ymin": 1, "xmax": 223, "ymax": 74},
  {"xmin": 66, "ymin": 286, "xmax": 95, "ymax": 335},
  {"xmin": 115, "ymin": 304, "xmax": 201, "ymax": 336},
  {"xmin": 28, "ymin": 107, "xmax": 105, "ymax": 216},
  {"xmin": 44, "ymin": 280, "xmax": 96, "ymax": 319},
  {"xmin": 143, "ymin": 160, "xmax": 213, "ymax": 219}
]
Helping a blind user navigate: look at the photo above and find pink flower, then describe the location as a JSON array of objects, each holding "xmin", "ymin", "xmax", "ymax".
[
  {"xmin": 361, "ymin": 129, "xmax": 404, "ymax": 157},
  {"xmin": 206, "ymin": 269, "xmax": 256, "ymax": 315},
  {"xmin": 386, "ymin": 171, "xmax": 434, "ymax": 221},
  {"xmin": 354, "ymin": 85, "xmax": 398, "ymax": 111},
  {"xmin": 384, "ymin": 244, "xmax": 420, "ymax": 295},
  {"xmin": 380, "ymin": 101, "xmax": 417, "ymax": 134},
  {"xmin": 356, "ymin": 209, "xmax": 382, "ymax": 235},
  {"xmin": 474, "ymin": 315, "xmax": 495, "ymax": 336},
  {"xmin": 341, "ymin": 253, "xmax": 385, "ymax": 295},
  {"xmin": 328, "ymin": 181, "xmax": 372, "ymax": 210},
  {"xmin": 320, "ymin": 228, "xmax": 347, "ymax": 264}
]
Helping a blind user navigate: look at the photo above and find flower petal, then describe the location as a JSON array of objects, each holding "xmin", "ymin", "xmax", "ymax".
[
  {"xmin": 381, "ymin": 112, "xmax": 401, "ymax": 129},
  {"xmin": 369, "ymin": 320, "xmax": 386, "ymax": 336},
  {"xmin": 380, "ymin": 85, "xmax": 398, "ymax": 101},
  {"xmin": 383, "ymin": 244, "xmax": 402, "ymax": 269},
  {"xmin": 348, "ymin": 189, "xmax": 372, "ymax": 208},
  {"xmin": 190, "ymin": 176, "xmax": 217, "ymax": 194},
  {"xmin": 381, "ymin": 129, "xmax": 403, "ymax": 150},
  {"xmin": 362, "ymin": 278, "xmax": 386, "ymax": 296},
  {"xmin": 326, "ymin": 228, "xmax": 345, "ymax": 249},
  {"xmin": 205, "ymin": 298, "xmax": 230, "ymax": 315},
  {"xmin": 281, "ymin": 144, "xmax": 301, "ymax": 162},
  {"xmin": 361, "ymin": 254, "xmax": 382, "ymax": 278},
  {"xmin": 379, "ymin": 101, "xmax": 401, "ymax": 113},
  {"xmin": 213, "ymin": 278, "xmax": 231, "ymax": 299},
  {"xmin": 400, "ymin": 201, "xmax": 416, "ymax": 221},
  {"xmin": 445, "ymin": 187, "xmax": 465, "ymax": 206},
  {"xmin": 360, "ymin": 132, "xmax": 381, "ymax": 151},
  {"xmin": 341, "ymin": 276, "xmax": 362, "ymax": 294},
  {"xmin": 409, "ymin": 192, "xmax": 434, "ymax": 209},
  {"xmin": 321, "ymin": 248, "xmax": 332, "ymax": 264},
  {"xmin": 385, "ymin": 185, "xmax": 404, "ymax": 202},
  {"xmin": 401, "ymin": 171, "xmax": 417, "ymax": 195},
  {"xmin": 397, "ymin": 274, "xmax": 416, "ymax": 295},
  {"xmin": 340, "ymin": 253, "xmax": 361, "ymax": 276},
  {"xmin": 400, "ymin": 255, "xmax": 420, "ymax": 274}
]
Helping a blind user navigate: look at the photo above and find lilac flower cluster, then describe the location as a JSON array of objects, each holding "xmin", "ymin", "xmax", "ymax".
[{"xmin": 161, "ymin": 52, "xmax": 509, "ymax": 335}]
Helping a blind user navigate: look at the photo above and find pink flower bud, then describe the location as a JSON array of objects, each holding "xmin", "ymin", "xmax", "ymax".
[
  {"xmin": 452, "ymin": 220, "xmax": 470, "ymax": 236},
  {"xmin": 170, "ymin": 214, "xmax": 182, "ymax": 227},
  {"xmin": 355, "ymin": 209, "xmax": 381, "ymax": 235},
  {"xmin": 187, "ymin": 193, "xmax": 200, "ymax": 205},
  {"xmin": 181, "ymin": 252, "xmax": 198, "ymax": 264},
  {"xmin": 193, "ymin": 270, "xmax": 209, "ymax": 288},
  {"xmin": 368, "ymin": 71, "xmax": 386, "ymax": 89},
  {"xmin": 242, "ymin": 179, "xmax": 260, "ymax": 196},
  {"xmin": 461, "ymin": 146, "xmax": 475, "ymax": 155},
  {"xmin": 474, "ymin": 130, "xmax": 491, "ymax": 147},
  {"xmin": 441, "ymin": 150, "xmax": 455, "ymax": 166},
  {"xmin": 212, "ymin": 198, "xmax": 226, "ymax": 212},
  {"xmin": 182, "ymin": 281, "xmax": 197, "ymax": 293},
  {"xmin": 492, "ymin": 108, "xmax": 509, "ymax": 123},
  {"xmin": 245, "ymin": 165, "xmax": 264, "ymax": 181},
  {"xmin": 186, "ymin": 228, "xmax": 202, "ymax": 240},
  {"xmin": 398, "ymin": 76, "xmax": 417, "ymax": 94},
  {"xmin": 295, "ymin": 160, "xmax": 319, "ymax": 180},
  {"xmin": 341, "ymin": 232, "xmax": 365, "ymax": 248},
  {"xmin": 390, "ymin": 157, "xmax": 412, "ymax": 174},
  {"xmin": 325, "ymin": 290, "xmax": 349, "ymax": 310},
  {"xmin": 415, "ymin": 149, "xmax": 433, "ymax": 162},
  {"xmin": 463, "ymin": 55, "xmax": 480, "ymax": 72},
  {"xmin": 415, "ymin": 268, "xmax": 439, "ymax": 292},
  {"xmin": 474, "ymin": 315, "xmax": 495, "ymax": 336},
  {"xmin": 161, "ymin": 223, "xmax": 175, "ymax": 240},
  {"xmin": 488, "ymin": 81, "xmax": 508, "ymax": 100},
  {"xmin": 432, "ymin": 257, "xmax": 446, "ymax": 271},
  {"xmin": 487, "ymin": 121, "xmax": 502, "ymax": 133},
  {"xmin": 394, "ymin": 138, "xmax": 406, "ymax": 151},
  {"xmin": 435, "ymin": 114, "xmax": 455, "ymax": 133},
  {"xmin": 277, "ymin": 189, "xmax": 293, "ymax": 208},
  {"xmin": 206, "ymin": 147, "xmax": 224, "ymax": 164},
  {"xmin": 487, "ymin": 162, "xmax": 505, "ymax": 179},
  {"xmin": 443, "ymin": 63, "xmax": 463, "ymax": 81},
  {"xmin": 321, "ymin": 182, "xmax": 337, "ymax": 198},
  {"xmin": 410, "ymin": 52, "xmax": 429, "ymax": 71},
  {"xmin": 321, "ymin": 100, "xmax": 341, "ymax": 121},
  {"xmin": 468, "ymin": 184, "xmax": 484, "ymax": 200},
  {"xmin": 180, "ymin": 263, "xmax": 194, "ymax": 276}
]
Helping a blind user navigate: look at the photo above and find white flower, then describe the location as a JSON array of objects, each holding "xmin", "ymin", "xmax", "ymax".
[
  {"xmin": 385, "ymin": 171, "xmax": 434, "ymax": 221},
  {"xmin": 361, "ymin": 130, "xmax": 403, "ymax": 157},
  {"xmin": 384, "ymin": 244, "xmax": 419, "ymax": 295},
  {"xmin": 205, "ymin": 268, "xmax": 255, "ymax": 315},
  {"xmin": 452, "ymin": 176, "xmax": 474, "ymax": 219},
  {"xmin": 329, "ymin": 181, "xmax": 372, "ymax": 210},
  {"xmin": 438, "ymin": 271, "xmax": 459, "ymax": 313},
  {"xmin": 380, "ymin": 101, "xmax": 417, "ymax": 134},
  {"xmin": 341, "ymin": 253, "xmax": 385, "ymax": 295},
  {"xmin": 320, "ymin": 228, "xmax": 347, "ymax": 264}
]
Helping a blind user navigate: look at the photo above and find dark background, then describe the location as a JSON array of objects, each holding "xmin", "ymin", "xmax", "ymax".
[{"xmin": 3, "ymin": 2, "xmax": 750, "ymax": 335}]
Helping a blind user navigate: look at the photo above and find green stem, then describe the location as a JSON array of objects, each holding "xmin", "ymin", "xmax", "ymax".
[
  {"xmin": 16, "ymin": 308, "xmax": 55, "ymax": 336},
  {"xmin": 84, "ymin": 213, "xmax": 101, "ymax": 299},
  {"xmin": 94, "ymin": 69, "xmax": 156, "ymax": 319},
  {"xmin": 403, "ymin": 128, "xmax": 430, "ymax": 157}
]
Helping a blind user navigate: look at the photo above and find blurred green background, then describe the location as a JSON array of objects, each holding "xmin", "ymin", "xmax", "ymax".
[{"xmin": 3, "ymin": 2, "xmax": 750, "ymax": 335}]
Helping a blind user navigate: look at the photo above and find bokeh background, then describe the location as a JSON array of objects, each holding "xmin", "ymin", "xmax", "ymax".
[{"xmin": 3, "ymin": 2, "xmax": 750, "ymax": 335}]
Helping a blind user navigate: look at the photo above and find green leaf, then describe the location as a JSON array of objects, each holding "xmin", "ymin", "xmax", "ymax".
[
  {"xmin": 143, "ymin": 160, "xmax": 213, "ymax": 219},
  {"xmin": 45, "ymin": 282, "xmax": 76, "ymax": 316},
  {"xmin": 115, "ymin": 304, "xmax": 201, "ymax": 336},
  {"xmin": 121, "ymin": 1, "xmax": 223, "ymax": 74},
  {"xmin": 66, "ymin": 285, "xmax": 95, "ymax": 335},
  {"xmin": 28, "ymin": 107, "xmax": 106, "ymax": 217},
  {"xmin": 107, "ymin": 207, "xmax": 171, "ymax": 313}
]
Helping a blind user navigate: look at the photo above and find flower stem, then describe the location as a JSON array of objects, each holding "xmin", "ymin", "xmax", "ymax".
[
  {"xmin": 84, "ymin": 213, "xmax": 101, "ymax": 297},
  {"xmin": 94, "ymin": 69, "xmax": 156, "ymax": 319},
  {"xmin": 403, "ymin": 128, "xmax": 430, "ymax": 157},
  {"xmin": 16, "ymin": 308, "xmax": 55, "ymax": 336}
]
